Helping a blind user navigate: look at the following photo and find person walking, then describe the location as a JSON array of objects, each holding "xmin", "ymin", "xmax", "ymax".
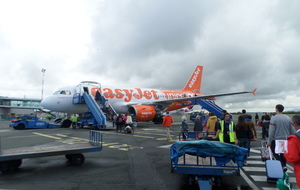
[
  {"xmin": 235, "ymin": 116, "xmax": 253, "ymax": 165},
  {"xmin": 213, "ymin": 113, "xmax": 237, "ymax": 145},
  {"xmin": 242, "ymin": 109, "xmax": 248, "ymax": 118},
  {"xmin": 284, "ymin": 114, "xmax": 300, "ymax": 187},
  {"xmin": 261, "ymin": 114, "xmax": 271, "ymax": 141},
  {"xmin": 206, "ymin": 112, "xmax": 218, "ymax": 135},
  {"xmin": 181, "ymin": 116, "xmax": 188, "ymax": 140},
  {"xmin": 267, "ymin": 104, "xmax": 295, "ymax": 172},
  {"xmin": 193, "ymin": 115, "xmax": 203, "ymax": 139},
  {"xmin": 245, "ymin": 115, "xmax": 257, "ymax": 141},
  {"xmin": 162, "ymin": 112, "xmax": 174, "ymax": 141},
  {"xmin": 115, "ymin": 114, "xmax": 123, "ymax": 132},
  {"xmin": 255, "ymin": 113, "xmax": 259, "ymax": 125}
]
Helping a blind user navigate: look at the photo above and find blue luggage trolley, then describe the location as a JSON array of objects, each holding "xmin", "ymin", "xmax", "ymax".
[{"xmin": 171, "ymin": 140, "xmax": 248, "ymax": 189}]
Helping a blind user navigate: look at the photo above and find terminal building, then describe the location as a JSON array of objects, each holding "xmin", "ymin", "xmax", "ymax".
[{"xmin": 0, "ymin": 96, "xmax": 42, "ymax": 120}]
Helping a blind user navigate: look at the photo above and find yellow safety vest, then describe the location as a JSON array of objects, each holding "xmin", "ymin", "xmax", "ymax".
[
  {"xmin": 218, "ymin": 121, "xmax": 235, "ymax": 143},
  {"xmin": 71, "ymin": 116, "xmax": 78, "ymax": 122}
]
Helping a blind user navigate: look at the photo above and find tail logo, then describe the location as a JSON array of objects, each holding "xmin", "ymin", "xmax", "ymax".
[{"xmin": 189, "ymin": 67, "xmax": 201, "ymax": 88}]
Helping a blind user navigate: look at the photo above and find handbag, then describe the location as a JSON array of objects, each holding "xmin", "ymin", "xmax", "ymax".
[{"xmin": 260, "ymin": 140, "xmax": 270, "ymax": 161}]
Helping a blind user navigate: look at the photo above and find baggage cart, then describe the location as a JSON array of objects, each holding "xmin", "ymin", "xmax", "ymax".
[
  {"xmin": 171, "ymin": 140, "xmax": 248, "ymax": 189},
  {"xmin": 0, "ymin": 130, "xmax": 102, "ymax": 173}
]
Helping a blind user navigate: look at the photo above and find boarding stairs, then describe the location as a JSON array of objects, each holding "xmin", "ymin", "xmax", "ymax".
[
  {"xmin": 82, "ymin": 93, "xmax": 106, "ymax": 127},
  {"xmin": 193, "ymin": 99, "xmax": 223, "ymax": 118}
]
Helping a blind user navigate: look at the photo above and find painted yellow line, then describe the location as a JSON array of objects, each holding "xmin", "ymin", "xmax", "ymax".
[
  {"xmin": 33, "ymin": 132, "xmax": 61, "ymax": 140},
  {"xmin": 132, "ymin": 135, "xmax": 154, "ymax": 139},
  {"xmin": 156, "ymin": 137, "xmax": 176, "ymax": 142},
  {"xmin": 102, "ymin": 142, "xmax": 119, "ymax": 146},
  {"xmin": 56, "ymin": 134, "xmax": 68, "ymax": 137},
  {"xmin": 141, "ymin": 128, "xmax": 157, "ymax": 131}
]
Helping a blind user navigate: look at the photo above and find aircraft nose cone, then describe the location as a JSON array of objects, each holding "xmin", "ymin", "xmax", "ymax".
[{"xmin": 41, "ymin": 97, "xmax": 52, "ymax": 110}]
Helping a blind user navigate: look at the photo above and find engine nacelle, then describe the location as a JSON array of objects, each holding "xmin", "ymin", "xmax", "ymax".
[{"xmin": 128, "ymin": 105, "xmax": 156, "ymax": 121}]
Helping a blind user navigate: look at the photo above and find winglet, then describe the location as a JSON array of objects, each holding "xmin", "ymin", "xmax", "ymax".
[{"xmin": 252, "ymin": 88, "xmax": 257, "ymax": 96}]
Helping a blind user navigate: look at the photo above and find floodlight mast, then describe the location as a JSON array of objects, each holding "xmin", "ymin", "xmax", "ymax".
[{"xmin": 41, "ymin": 68, "xmax": 46, "ymax": 100}]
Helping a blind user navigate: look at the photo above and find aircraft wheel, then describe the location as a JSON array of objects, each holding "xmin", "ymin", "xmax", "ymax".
[
  {"xmin": 0, "ymin": 161, "xmax": 12, "ymax": 173},
  {"xmin": 70, "ymin": 154, "xmax": 85, "ymax": 166},
  {"xmin": 60, "ymin": 119, "xmax": 72, "ymax": 128},
  {"xmin": 14, "ymin": 123, "xmax": 25, "ymax": 130}
]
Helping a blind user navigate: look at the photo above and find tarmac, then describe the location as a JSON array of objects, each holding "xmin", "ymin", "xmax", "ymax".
[{"xmin": 0, "ymin": 116, "xmax": 298, "ymax": 190}]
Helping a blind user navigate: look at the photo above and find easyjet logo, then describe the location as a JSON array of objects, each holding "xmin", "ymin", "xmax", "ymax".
[
  {"xmin": 91, "ymin": 88, "xmax": 159, "ymax": 102},
  {"xmin": 188, "ymin": 67, "xmax": 201, "ymax": 88}
]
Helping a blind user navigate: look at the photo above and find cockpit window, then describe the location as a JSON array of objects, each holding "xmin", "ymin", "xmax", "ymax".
[
  {"xmin": 53, "ymin": 91, "xmax": 60, "ymax": 95},
  {"xmin": 53, "ymin": 90, "xmax": 71, "ymax": 95}
]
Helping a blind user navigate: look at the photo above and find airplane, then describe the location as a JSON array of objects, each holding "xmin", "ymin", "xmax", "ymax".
[{"xmin": 41, "ymin": 65, "xmax": 256, "ymax": 123}]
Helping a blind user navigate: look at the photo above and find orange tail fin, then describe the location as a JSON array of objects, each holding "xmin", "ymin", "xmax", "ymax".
[{"xmin": 181, "ymin": 65, "xmax": 203, "ymax": 93}]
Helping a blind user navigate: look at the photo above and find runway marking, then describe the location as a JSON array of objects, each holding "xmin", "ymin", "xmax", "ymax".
[
  {"xmin": 250, "ymin": 175, "xmax": 296, "ymax": 183},
  {"xmin": 240, "ymin": 147, "xmax": 298, "ymax": 190},
  {"xmin": 107, "ymin": 143, "xmax": 143, "ymax": 151},
  {"xmin": 142, "ymin": 129, "xmax": 157, "ymax": 131},
  {"xmin": 59, "ymin": 138, "xmax": 88, "ymax": 144},
  {"xmin": 132, "ymin": 135, "xmax": 154, "ymax": 139},
  {"xmin": 0, "ymin": 129, "xmax": 13, "ymax": 132},
  {"xmin": 156, "ymin": 137, "xmax": 175, "ymax": 142},
  {"xmin": 239, "ymin": 169, "xmax": 259, "ymax": 190},
  {"xmin": 56, "ymin": 134, "xmax": 68, "ymax": 137},
  {"xmin": 157, "ymin": 144, "xmax": 173, "ymax": 149},
  {"xmin": 102, "ymin": 142, "xmax": 119, "ymax": 146},
  {"xmin": 33, "ymin": 132, "xmax": 61, "ymax": 140}
]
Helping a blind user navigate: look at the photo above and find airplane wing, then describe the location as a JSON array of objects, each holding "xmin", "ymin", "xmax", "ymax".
[{"xmin": 126, "ymin": 88, "xmax": 256, "ymax": 111}]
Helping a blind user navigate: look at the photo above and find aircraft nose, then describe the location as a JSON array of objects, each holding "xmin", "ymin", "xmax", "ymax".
[{"xmin": 41, "ymin": 97, "xmax": 52, "ymax": 110}]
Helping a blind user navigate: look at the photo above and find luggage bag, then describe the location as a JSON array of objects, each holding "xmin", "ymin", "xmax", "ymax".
[
  {"xmin": 260, "ymin": 140, "xmax": 270, "ymax": 161},
  {"xmin": 266, "ymin": 147, "xmax": 284, "ymax": 182}
]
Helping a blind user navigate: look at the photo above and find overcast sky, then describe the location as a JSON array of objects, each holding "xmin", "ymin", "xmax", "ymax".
[{"xmin": 0, "ymin": 0, "xmax": 299, "ymax": 113}]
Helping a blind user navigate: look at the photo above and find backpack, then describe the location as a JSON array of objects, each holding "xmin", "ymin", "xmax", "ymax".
[{"xmin": 117, "ymin": 117, "xmax": 123, "ymax": 123}]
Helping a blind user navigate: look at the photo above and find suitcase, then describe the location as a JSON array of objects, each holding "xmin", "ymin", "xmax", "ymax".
[
  {"xmin": 266, "ymin": 147, "xmax": 284, "ymax": 182},
  {"xmin": 260, "ymin": 140, "xmax": 270, "ymax": 161}
]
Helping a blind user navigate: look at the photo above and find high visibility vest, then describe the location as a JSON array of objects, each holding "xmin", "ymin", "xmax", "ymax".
[
  {"xmin": 218, "ymin": 121, "xmax": 235, "ymax": 143},
  {"xmin": 71, "ymin": 116, "xmax": 78, "ymax": 122}
]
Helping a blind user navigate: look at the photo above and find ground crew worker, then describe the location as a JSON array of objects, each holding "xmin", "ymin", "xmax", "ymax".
[
  {"xmin": 71, "ymin": 114, "xmax": 78, "ymax": 130},
  {"xmin": 47, "ymin": 114, "xmax": 52, "ymax": 121},
  {"xmin": 162, "ymin": 112, "xmax": 174, "ymax": 141},
  {"xmin": 213, "ymin": 113, "xmax": 237, "ymax": 145}
]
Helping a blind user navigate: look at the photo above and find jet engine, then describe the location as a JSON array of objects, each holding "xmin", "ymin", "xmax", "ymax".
[{"xmin": 128, "ymin": 105, "xmax": 156, "ymax": 121}]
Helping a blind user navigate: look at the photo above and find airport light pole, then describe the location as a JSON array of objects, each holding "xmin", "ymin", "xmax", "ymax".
[{"xmin": 41, "ymin": 68, "xmax": 46, "ymax": 100}]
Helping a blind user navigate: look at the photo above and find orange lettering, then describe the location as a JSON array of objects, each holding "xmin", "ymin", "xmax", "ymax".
[
  {"xmin": 150, "ymin": 90, "xmax": 159, "ymax": 100},
  {"xmin": 103, "ymin": 88, "xmax": 114, "ymax": 98},
  {"xmin": 144, "ymin": 90, "xmax": 152, "ymax": 100},
  {"xmin": 115, "ymin": 89, "xmax": 124, "ymax": 99},
  {"xmin": 134, "ymin": 88, "xmax": 143, "ymax": 100},
  {"xmin": 123, "ymin": 89, "xmax": 134, "ymax": 102}
]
